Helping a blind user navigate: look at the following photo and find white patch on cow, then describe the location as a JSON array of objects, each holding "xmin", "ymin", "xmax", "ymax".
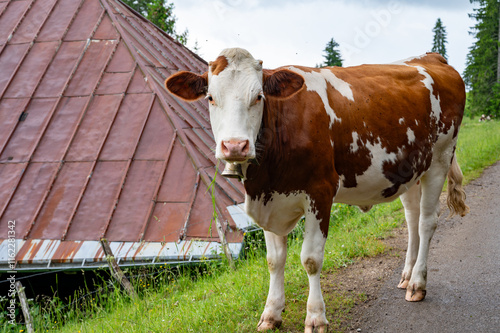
[
  {"xmin": 391, "ymin": 54, "xmax": 426, "ymax": 65},
  {"xmin": 369, "ymin": 137, "xmax": 397, "ymax": 163},
  {"xmin": 320, "ymin": 69, "xmax": 354, "ymax": 101},
  {"xmin": 407, "ymin": 127, "xmax": 415, "ymax": 144},
  {"xmin": 415, "ymin": 119, "xmax": 419, "ymax": 126},
  {"xmin": 433, "ymin": 122, "xmax": 457, "ymax": 165},
  {"xmin": 413, "ymin": 65, "xmax": 442, "ymax": 120},
  {"xmin": 245, "ymin": 191, "xmax": 309, "ymax": 236},
  {"xmin": 397, "ymin": 146, "xmax": 405, "ymax": 157},
  {"xmin": 399, "ymin": 118, "xmax": 405, "ymax": 125},
  {"xmin": 350, "ymin": 132, "xmax": 359, "ymax": 153},
  {"xmin": 289, "ymin": 67, "xmax": 341, "ymax": 126},
  {"xmin": 335, "ymin": 137, "xmax": 401, "ymax": 206}
]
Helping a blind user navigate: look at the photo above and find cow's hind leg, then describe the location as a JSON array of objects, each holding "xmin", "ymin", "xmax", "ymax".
[
  {"xmin": 258, "ymin": 231, "xmax": 287, "ymax": 331},
  {"xmin": 301, "ymin": 208, "xmax": 329, "ymax": 333},
  {"xmin": 398, "ymin": 182, "xmax": 421, "ymax": 289},
  {"xmin": 406, "ymin": 158, "xmax": 449, "ymax": 302}
]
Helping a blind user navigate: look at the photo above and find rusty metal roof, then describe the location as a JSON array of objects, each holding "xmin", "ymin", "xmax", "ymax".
[{"xmin": 0, "ymin": 0, "xmax": 253, "ymax": 271}]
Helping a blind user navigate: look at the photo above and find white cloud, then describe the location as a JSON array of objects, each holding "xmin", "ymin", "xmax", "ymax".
[{"xmin": 172, "ymin": 0, "xmax": 475, "ymax": 74}]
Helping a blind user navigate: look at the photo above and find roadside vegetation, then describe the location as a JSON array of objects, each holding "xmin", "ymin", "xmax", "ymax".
[
  {"xmin": 455, "ymin": 117, "xmax": 500, "ymax": 183},
  {"xmin": 1, "ymin": 117, "xmax": 499, "ymax": 333}
]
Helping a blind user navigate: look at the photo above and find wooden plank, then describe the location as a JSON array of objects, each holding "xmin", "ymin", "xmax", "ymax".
[
  {"xmin": 178, "ymin": 172, "xmax": 200, "ymax": 241},
  {"xmin": 100, "ymin": 238, "xmax": 137, "ymax": 298},
  {"xmin": 15, "ymin": 281, "xmax": 34, "ymax": 333}
]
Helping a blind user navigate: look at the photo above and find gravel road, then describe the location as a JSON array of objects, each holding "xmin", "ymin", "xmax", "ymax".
[{"xmin": 354, "ymin": 161, "xmax": 500, "ymax": 333}]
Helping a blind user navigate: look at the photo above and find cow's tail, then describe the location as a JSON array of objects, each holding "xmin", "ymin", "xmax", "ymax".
[{"xmin": 446, "ymin": 154, "xmax": 470, "ymax": 218}]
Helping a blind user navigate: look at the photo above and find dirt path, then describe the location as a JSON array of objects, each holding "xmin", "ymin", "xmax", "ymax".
[{"xmin": 336, "ymin": 161, "xmax": 500, "ymax": 333}]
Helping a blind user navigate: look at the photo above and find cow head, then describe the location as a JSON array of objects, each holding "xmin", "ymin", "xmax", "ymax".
[{"xmin": 165, "ymin": 48, "xmax": 304, "ymax": 163}]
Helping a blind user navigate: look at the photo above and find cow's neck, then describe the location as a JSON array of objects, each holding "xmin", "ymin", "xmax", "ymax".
[{"xmin": 243, "ymin": 99, "xmax": 297, "ymax": 200}]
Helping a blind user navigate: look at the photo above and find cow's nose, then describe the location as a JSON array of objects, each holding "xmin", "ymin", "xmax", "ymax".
[{"xmin": 221, "ymin": 139, "xmax": 250, "ymax": 161}]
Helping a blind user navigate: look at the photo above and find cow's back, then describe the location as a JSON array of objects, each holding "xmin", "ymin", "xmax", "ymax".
[{"xmin": 285, "ymin": 53, "xmax": 465, "ymax": 207}]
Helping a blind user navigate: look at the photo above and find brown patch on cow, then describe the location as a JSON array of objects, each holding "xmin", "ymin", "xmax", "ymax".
[{"xmin": 209, "ymin": 56, "xmax": 229, "ymax": 75}]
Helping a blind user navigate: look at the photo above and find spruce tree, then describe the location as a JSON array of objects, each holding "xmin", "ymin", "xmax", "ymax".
[
  {"xmin": 463, "ymin": 0, "xmax": 500, "ymax": 117},
  {"xmin": 320, "ymin": 38, "xmax": 343, "ymax": 67},
  {"xmin": 431, "ymin": 18, "xmax": 448, "ymax": 60}
]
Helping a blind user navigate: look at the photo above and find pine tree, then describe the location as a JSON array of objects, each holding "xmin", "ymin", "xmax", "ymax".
[
  {"xmin": 122, "ymin": 0, "xmax": 188, "ymax": 45},
  {"xmin": 431, "ymin": 18, "xmax": 448, "ymax": 60},
  {"xmin": 463, "ymin": 0, "xmax": 500, "ymax": 117},
  {"xmin": 319, "ymin": 38, "xmax": 343, "ymax": 67}
]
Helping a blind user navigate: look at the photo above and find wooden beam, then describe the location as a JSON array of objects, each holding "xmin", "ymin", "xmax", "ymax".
[{"xmin": 100, "ymin": 238, "xmax": 137, "ymax": 298}]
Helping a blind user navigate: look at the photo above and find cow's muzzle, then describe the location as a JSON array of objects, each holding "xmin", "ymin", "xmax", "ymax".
[{"xmin": 221, "ymin": 139, "xmax": 250, "ymax": 162}]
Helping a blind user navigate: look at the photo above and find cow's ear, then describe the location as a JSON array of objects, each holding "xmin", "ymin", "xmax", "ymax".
[
  {"xmin": 263, "ymin": 69, "xmax": 304, "ymax": 99},
  {"xmin": 165, "ymin": 71, "xmax": 208, "ymax": 101}
]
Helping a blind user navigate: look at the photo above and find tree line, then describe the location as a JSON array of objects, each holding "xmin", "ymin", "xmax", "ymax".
[
  {"xmin": 130, "ymin": 0, "xmax": 498, "ymax": 118},
  {"xmin": 319, "ymin": 1, "xmax": 500, "ymax": 118},
  {"xmin": 463, "ymin": 0, "xmax": 499, "ymax": 117}
]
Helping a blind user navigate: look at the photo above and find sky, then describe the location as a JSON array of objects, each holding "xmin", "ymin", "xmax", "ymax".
[{"xmin": 170, "ymin": 0, "xmax": 477, "ymax": 75}]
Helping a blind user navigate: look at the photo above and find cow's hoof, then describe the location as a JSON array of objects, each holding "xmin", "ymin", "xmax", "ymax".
[
  {"xmin": 397, "ymin": 278, "xmax": 409, "ymax": 289},
  {"xmin": 405, "ymin": 287, "xmax": 426, "ymax": 302},
  {"xmin": 305, "ymin": 316, "xmax": 328, "ymax": 333},
  {"xmin": 257, "ymin": 318, "xmax": 281, "ymax": 331},
  {"xmin": 304, "ymin": 324, "xmax": 328, "ymax": 333}
]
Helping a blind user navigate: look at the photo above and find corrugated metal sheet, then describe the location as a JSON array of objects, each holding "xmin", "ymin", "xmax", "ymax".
[{"xmin": 0, "ymin": 0, "xmax": 255, "ymax": 271}]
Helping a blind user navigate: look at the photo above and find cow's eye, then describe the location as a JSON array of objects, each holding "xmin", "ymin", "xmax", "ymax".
[
  {"xmin": 253, "ymin": 94, "xmax": 264, "ymax": 105},
  {"xmin": 206, "ymin": 94, "xmax": 215, "ymax": 105}
]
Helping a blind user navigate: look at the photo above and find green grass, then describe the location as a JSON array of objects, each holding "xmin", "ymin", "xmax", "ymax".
[
  {"xmin": 455, "ymin": 117, "xmax": 500, "ymax": 184},
  {"xmin": 38, "ymin": 202, "xmax": 402, "ymax": 333},
  {"xmin": 2, "ymin": 118, "xmax": 499, "ymax": 333}
]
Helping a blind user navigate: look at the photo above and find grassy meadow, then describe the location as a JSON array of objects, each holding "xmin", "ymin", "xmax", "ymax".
[
  {"xmin": 2, "ymin": 117, "xmax": 499, "ymax": 333},
  {"xmin": 455, "ymin": 117, "xmax": 500, "ymax": 183}
]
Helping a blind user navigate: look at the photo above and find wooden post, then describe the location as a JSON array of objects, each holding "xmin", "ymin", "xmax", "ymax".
[
  {"xmin": 100, "ymin": 238, "xmax": 137, "ymax": 298},
  {"xmin": 214, "ymin": 218, "xmax": 235, "ymax": 269},
  {"xmin": 15, "ymin": 281, "xmax": 33, "ymax": 333}
]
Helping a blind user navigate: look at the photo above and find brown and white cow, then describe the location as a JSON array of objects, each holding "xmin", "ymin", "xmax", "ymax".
[{"xmin": 165, "ymin": 48, "xmax": 469, "ymax": 332}]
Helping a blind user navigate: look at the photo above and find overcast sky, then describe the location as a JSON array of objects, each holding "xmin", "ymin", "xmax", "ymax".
[{"xmin": 171, "ymin": 0, "xmax": 477, "ymax": 75}]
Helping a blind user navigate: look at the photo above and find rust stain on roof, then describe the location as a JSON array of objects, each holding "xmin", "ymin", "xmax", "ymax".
[{"xmin": 0, "ymin": 0, "xmax": 248, "ymax": 270}]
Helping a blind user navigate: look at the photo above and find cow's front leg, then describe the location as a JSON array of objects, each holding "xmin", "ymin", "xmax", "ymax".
[
  {"xmin": 301, "ymin": 210, "xmax": 328, "ymax": 333},
  {"xmin": 258, "ymin": 231, "xmax": 287, "ymax": 331}
]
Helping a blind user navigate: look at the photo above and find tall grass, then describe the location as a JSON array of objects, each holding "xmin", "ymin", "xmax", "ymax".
[
  {"xmin": 2, "ymin": 118, "xmax": 499, "ymax": 333},
  {"xmin": 455, "ymin": 117, "xmax": 500, "ymax": 184}
]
